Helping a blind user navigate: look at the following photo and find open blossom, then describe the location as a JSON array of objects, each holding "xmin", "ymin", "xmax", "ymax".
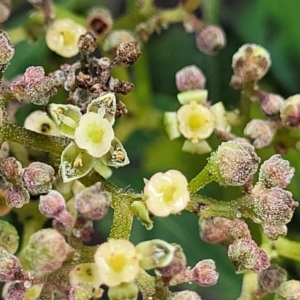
[
  {"xmin": 94, "ymin": 239, "xmax": 139, "ymax": 287},
  {"xmin": 177, "ymin": 102, "xmax": 214, "ymax": 142},
  {"xmin": 144, "ymin": 170, "xmax": 189, "ymax": 217},
  {"xmin": 74, "ymin": 112, "xmax": 114, "ymax": 158},
  {"xmin": 46, "ymin": 19, "xmax": 86, "ymax": 57}
]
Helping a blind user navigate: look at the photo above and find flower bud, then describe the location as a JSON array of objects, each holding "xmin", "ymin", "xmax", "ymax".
[
  {"xmin": 0, "ymin": 249, "xmax": 24, "ymax": 281},
  {"xmin": 258, "ymin": 264, "xmax": 287, "ymax": 293},
  {"xmin": 196, "ymin": 25, "xmax": 226, "ymax": 55},
  {"xmin": 24, "ymin": 228, "xmax": 70, "ymax": 276},
  {"xmin": 6, "ymin": 184, "xmax": 30, "ymax": 208},
  {"xmin": 75, "ymin": 182, "xmax": 111, "ymax": 220},
  {"xmin": 175, "ymin": 65, "xmax": 206, "ymax": 91},
  {"xmin": 280, "ymin": 94, "xmax": 300, "ymax": 128},
  {"xmin": 0, "ymin": 157, "xmax": 23, "ymax": 184},
  {"xmin": 0, "ymin": 30, "xmax": 14, "ymax": 69},
  {"xmin": 143, "ymin": 170, "xmax": 190, "ymax": 217},
  {"xmin": 23, "ymin": 162, "xmax": 55, "ymax": 195},
  {"xmin": 108, "ymin": 282, "xmax": 138, "ymax": 300},
  {"xmin": 2, "ymin": 282, "xmax": 26, "ymax": 300},
  {"xmin": 274, "ymin": 280, "xmax": 300, "ymax": 300},
  {"xmin": 232, "ymin": 44, "xmax": 271, "ymax": 83},
  {"xmin": 259, "ymin": 154, "xmax": 294, "ymax": 188},
  {"xmin": 227, "ymin": 237, "xmax": 270, "ymax": 273},
  {"xmin": 39, "ymin": 190, "xmax": 73, "ymax": 227},
  {"xmin": 244, "ymin": 119, "xmax": 275, "ymax": 149},
  {"xmin": 46, "ymin": 19, "xmax": 86, "ymax": 57},
  {"xmin": 0, "ymin": 0, "xmax": 11, "ymax": 23},
  {"xmin": 78, "ymin": 32, "xmax": 97, "ymax": 55},
  {"xmin": 94, "ymin": 239, "xmax": 139, "ymax": 287},
  {"xmin": 169, "ymin": 291, "xmax": 202, "ymax": 300},
  {"xmin": 206, "ymin": 140, "xmax": 260, "ymax": 186},
  {"xmin": 191, "ymin": 259, "xmax": 218, "ymax": 286},
  {"xmin": 155, "ymin": 244, "xmax": 186, "ymax": 277},
  {"xmin": 116, "ymin": 41, "xmax": 142, "ymax": 65},
  {"xmin": 177, "ymin": 102, "xmax": 215, "ymax": 142},
  {"xmin": 103, "ymin": 30, "xmax": 136, "ymax": 54},
  {"xmin": 136, "ymin": 239, "xmax": 175, "ymax": 270},
  {"xmin": 0, "ymin": 220, "xmax": 19, "ymax": 254},
  {"xmin": 260, "ymin": 93, "xmax": 284, "ymax": 117},
  {"xmin": 87, "ymin": 7, "xmax": 113, "ymax": 39},
  {"xmin": 131, "ymin": 201, "xmax": 153, "ymax": 230}
]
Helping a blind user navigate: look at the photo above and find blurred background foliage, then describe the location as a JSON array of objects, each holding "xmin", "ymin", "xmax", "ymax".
[{"xmin": 2, "ymin": 0, "xmax": 300, "ymax": 299}]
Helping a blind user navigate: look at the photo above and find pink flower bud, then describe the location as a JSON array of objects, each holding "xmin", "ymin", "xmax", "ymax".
[
  {"xmin": 0, "ymin": 1, "xmax": 12, "ymax": 23},
  {"xmin": 6, "ymin": 184, "xmax": 30, "ymax": 208},
  {"xmin": 228, "ymin": 237, "xmax": 270, "ymax": 273},
  {"xmin": 275, "ymin": 280, "xmax": 300, "ymax": 300},
  {"xmin": 75, "ymin": 182, "xmax": 111, "ymax": 220},
  {"xmin": 260, "ymin": 93, "xmax": 284, "ymax": 117},
  {"xmin": 0, "ymin": 30, "xmax": 14, "ymax": 66},
  {"xmin": 23, "ymin": 162, "xmax": 55, "ymax": 195},
  {"xmin": 0, "ymin": 157, "xmax": 23, "ymax": 184},
  {"xmin": 175, "ymin": 65, "xmax": 206, "ymax": 91},
  {"xmin": 280, "ymin": 94, "xmax": 300, "ymax": 129},
  {"xmin": 170, "ymin": 291, "xmax": 202, "ymax": 300},
  {"xmin": 191, "ymin": 259, "xmax": 218, "ymax": 287},
  {"xmin": 259, "ymin": 154, "xmax": 295, "ymax": 188},
  {"xmin": 3, "ymin": 282, "xmax": 26, "ymax": 300},
  {"xmin": 0, "ymin": 249, "xmax": 22, "ymax": 282}
]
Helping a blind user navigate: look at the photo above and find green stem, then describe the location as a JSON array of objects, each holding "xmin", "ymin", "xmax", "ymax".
[
  {"xmin": 237, "ymin": 271, "xmax": 257, "ymax": 300},
  {"xmin": 135, "ymin": 269, "xmax": 156, "ymax": 299},
  {"xmin": 202, "ymin": 0, "xmax": 220, "ymax": 24},
  {"xmin": 274, "ymin": 237, "xmax": 300, "ymax": 262},
  {"xmin": 188, "ymin": 166, "xmax": 214, "ymax": 194},
  {"xmin": 240, "ymin": 82, "xmax": 255, "ymax": 128}
]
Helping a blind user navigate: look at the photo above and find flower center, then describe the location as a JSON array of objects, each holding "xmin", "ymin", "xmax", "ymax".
[
  {"xmin": 109, "ymin": 253, "xmax": 126, "ymax": 272},
  {"xmin": 61, "ymin": 31, "xmax": 76, "ymax": 46},
  {"xmin": 162, "ymin": 185, "xmax": 177, "ymax": 202},
  {"xmin": 188, "ymin": 113, "xmax": 203, "ymax": 130},
  {"xmin": 88, "ymin": 126, "xmax": 104, "ymax": 143}
]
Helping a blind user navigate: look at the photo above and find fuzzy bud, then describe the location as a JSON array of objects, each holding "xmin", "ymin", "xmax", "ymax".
[
  {"xmin": 0, "ymin": 0, "xmax": 11, "ymax": 23},
  {"xmin": 191, "ymin": 259, "xmax": 218, "ymax": 286},
  {"xmin": 274, "ymin": 280, "xmax": 300, "ymax": 300},
  {"xmin": 23, "ymin": 228, "xmax": 70, "ymax": 276},
  {"xmin": 0, "ymin": 157, "xmax": 23, "ymax": 184},
  {"xmin": 258, "ymin": 264, "xmax": 287, "ymax": 293},
  {"xmin": 169, "ymin": 291, "xmax": 202, "ymax": 300},
  {"xmin": 155, "ymin": 244, "xmax": 186, "ymax": 277},
  {"xmin": 87, "ymin": 7, "xmax": 113, "ymax": 38},
  {"xmin": 175, "ymin": 65, "xmax": 206, "ymax": 91},
  {"xmin": 206, "ymin": 140, "xmax": 260, "ymax": 186},
  {"xmin": 0, "ymin": 249, "xmax": 22, "ymax": 282},
  {"xmin": 3, "ymin": 282, "xmax": 26, "ymax": 300},
  {"xmin": 0, "ymin": 220, "xmax": 19, "ymax": 254},
  {"xmin": 6, "ymin": 184, "xmax": 30, "ymax": 208},
  {"xmin": 75, "ymin": 182, "xmax": 111, "ymax": 220},
  {"xmin": 280, "ymin": 94, "xmax": 300, "ymax": 129},
  {"xmin": 260, "ymin": 93, "xmax": 284, "ymax": 117},
  {"xmin": 196, "ymin": 25, "xmax": 226, "ymax": 55},
  {"xmin": 0, "ymin": 30, "xmax": 14, "ymax": 69},
  {"xmin": 227, "ymin": 237, "xmax": 270, "ymax": 273},
  {"xmin": 116, "ymin": 41, "xmax": 142, "ymax": 65},
  {"xmin": 232, "ymin": 44, "xmax": 271, "ymax": 83},
  {"xmin": 108, "ymin": 282, "xmax": 138, "ymax": 300},
  {"xmin": 244, "ymin": 119, "xmax": 275, "ymax": 149},
  {"xmin": 136, "ymin": 239, "xmax": 175, "ymax": 270},
  {"xmin": 78, "ymin": 32, "xmax": 97, "ymax": 55},
  {"xmin": 23, "ymin": 162, "xmax": 55, "ymax": 195},
  {"xmin": 259, "ymin": 154, "xmax": 294, "ymax": 188}
]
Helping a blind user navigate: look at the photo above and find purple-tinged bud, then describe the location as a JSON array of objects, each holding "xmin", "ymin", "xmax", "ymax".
[
  {"xmin": 227, "ymin": 219, "xmax": 251, "ymax": 240},
  {"xmin": 3, "ymin": 282, "xmax": 26, "ymax": 300},
  {"xmin": 156, "ymin": 244, "xmax": 187, "ymax": 277},
  {"xmin": 39, "ymin": 190, "xmax": 73, "ymax": 227},
  {"xmin": 259, "ymin": 154, "xmax": 295, "ymax": 188},
  {"xmin": 244, "ymin": 119, "xmax": 275, "ymax": 149},
  {"xmin": 229, "ymin": 74, "xmax": 244, "ymax": 90},
  {"xmin": 0, "ymin": 249, "xmax": 22, "ymax": 281},
  {"xmin": 228, "ymin": 237, "xmax": 270, "ymax": 273},
  {"xmin": 280, "ymin": 94, "xmax": 300, "ymax": 129},
  {"xmin": 0, "ymin": 0, "xmax": 11, "ymax": 23},
  {"xmin": 0, "ymin": 220, "xmax": 19, "ymax": 254},
  {"xmin": 23, "ymin": 228, "xmax": 70, "ymax": 276},
  {"xmin": 196, "ymin": 25, "xmax": 226, "ymax": 56},
  {"xmin": 78, "ymin": 32, "xmax": 97, "ymax": 55},
  {"xmin": 115, "ymin": 41, "xmax": 142, "ymax": 65},
  {"xmin": 6, "ymin": 184, "xmax": 30, "ymax": 208},
  {"xmin": 75, "ymin": 183, "xmax": 111, "ymax": 221},
  {"xmin": 260, "ymin": 93, "xmax": 284, "ymax": 117},
  {"xmin": 0, "ymin": 30, "xmax": 14, "ymax": 68},
  {"xmin": 0, "ymin": 157, "xmax": 23, "ymax": 184},
  {"xmin": 22, "ymin": 162, "xmax": 55, "ymax": 195},
  {"xmin": 175, "ymin": 65, "xmax": 206, "ymax": 91},
  {"xmin": 232, "ymin": 44, "xmax": 271, "ymax": 83},
  {"xmin": 86, "ymin": 7, "xmax": 113, "ymax": 39},
  {"xmin": 169, "ymin": 291, "xmax": 202, "ymax": 300},
  {"xmin": 274, "ymin": 280, "xmax": 300, "ymax": 300},
  {"xmin": 262, "ymin": 223, "xmax": 287, "ymax": 241},
  {"xmin": 191, "ymin": 259, "xmax": 218, "ymax": 287},
  {"xmin": 258, "ymin": 264, "xmax": 287, "ymax": 293}
]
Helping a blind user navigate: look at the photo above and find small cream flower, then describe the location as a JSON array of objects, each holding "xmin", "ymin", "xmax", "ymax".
[
  {"xmin": 94, "ymin": 239, "xmax": 139, "ymax": 287},
  {"xmin": 144, "ymin": 170, "xmax": 190, "ymax": 217},
  {"xmin": 46, "ymin": 19, "xmax": 86, "ymax": 57},
  {"xmin": 177, "ymin": 102, "xmax": 214, "ymax": 142},
  {"xmin": 74, "ymin": 112, "xmax": 114, "ymax": 158}
]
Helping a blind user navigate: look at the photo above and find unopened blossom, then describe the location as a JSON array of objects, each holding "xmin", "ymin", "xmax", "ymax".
[
  {"xmin": 0, "ymin": 220, "xmax": 19, "ymax": 254},
  {"xmin": 260, "ymin": 93, "xmax": 284, "ymax": 117},
  {"xmin": 170, "ymin": 291, "xmax": 202, "ymax": 300},
  {"xmin": 191, "ymin": 259, "xmax": 219, "ymax": 286},
  {"xmin": 274, "ymin": 280, "xmax": 300, "ymax": 300},
  {"xmin": 108, "ymin": 282, "xmax": 138, "ymax": 300},
  {"xmin": 74, "ymin": 112, "xmax": 114, "ymax": 158},
  {"xmin": 0, "ymin": 249, "xmax": 22, "ymax": 282},
  {"xmin": 0, "ymin": 0, "xmax": 11, "ymax": 23},
  {"xmin": 46, "ymin": 18, "xmax": 86, "ymax": 57},
  {"xmin": 0, "ymin": 157, "xmax": 23, "ymax": 184},
  {"xmin": 2, "ymin": 282, "xmax": 26, "ymax": 300},
  {"xmin": 144, "ymin": 170, "xmax": 190, "ymax": 217},
  {"xmin": 280, "ymin": 94, "xmax": 300, "ymax": 129},
  {"xmin": 0, "ymin": 30, "xmax": 14, "ymax": 66},
  {"xmin": 103, "ymin": 30, "xmax": 136, "ymax": 53},
  {"xmin": 175, "ymin": 65, "xmax": 206, "ymax": 91},
  {"xmin": 177, "ymin": 102, "xmax": 215, "ymax": 142},
  {"xmin": 6, "ymin": 184, "xmax": 30, "ymax": 208},
  {"xmin": 94, "ymin": 239, "xmax": 139, "ymax": 287}
]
